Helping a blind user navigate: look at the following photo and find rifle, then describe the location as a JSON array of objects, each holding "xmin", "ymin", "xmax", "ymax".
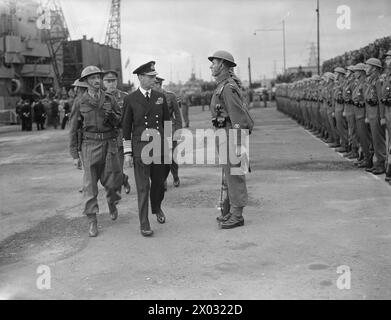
[
  {"xmin": 217, "ymin": 167, "xmax": 230, "ymax": 216},
  {"xmin": 77, "ymin": 119, "xmax": 83, "ymax": 152}
]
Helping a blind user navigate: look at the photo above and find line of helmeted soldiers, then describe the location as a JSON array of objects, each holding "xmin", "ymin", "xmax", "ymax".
[{"xmin": 276, "ymin": 51, "xmax": 391, "ymax": 184}]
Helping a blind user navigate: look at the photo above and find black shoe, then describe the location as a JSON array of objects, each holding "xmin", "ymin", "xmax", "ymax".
[
  {"xmin": 124, "ymin": 177, "xmax": 131, "ymax": 194},
  {"xmin": 328, "ymin": 143, "xmax": 340, "ymax": 148},
  {"xmin": 347, "ymin": 153, "xmax": 359, "ymax": 160},
  {"xmin": 141, "ymin": 229, "xmax": 153, "ymax": 237},
  {"xmin": 155, "ymin": 209, "xmax": 166, "ymax": 224},
  {"xmin": 110, "ymin": 207, "xmax": 118, "ymax": 221},
  {"xmin": 220, "ymin": 215, "xmax": 244, "ymax": 229},
  {"xmin": 371, "ymin": 168, "xmax": 385, "ymax": 175},
  {"xmin": 173, "ymin": 178, "xmax": 180, "ymax": 187},
  {"xmin": 88, "ymin": 220, "xmax": 98, "ymax": 237},
  {"xmin": 216, "ymin": 212, "xmax": 231, "ymax": 223},
  {"xmin": 335, "ymin": 147, "xmax": 348, "ymax": 153},
  {"xmin": 358, "ymin": 160, "xmax": 372, "ymax": 168},
  {"xmin": 365, "ymin": 167, "xmax": 375, "ymax": 172}
]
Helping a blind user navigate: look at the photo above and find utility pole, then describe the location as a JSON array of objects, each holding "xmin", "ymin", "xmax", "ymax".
[
  {"xmin": 248, "ymin": 57, "xmax": 252, "ymax": 88},
  {"xmin": 282, "ymin": 19, "xmax": 286, "ymax": 73},
  {"xmin": 316, "ymin": 0, "xmax": 320, "ymax": 75},
  {"xmin": 254, "ymin": 19, "xmax": 286, "ymax": 74},
  {"xmin": 273, "ymin": 60, "xmax": 277, "ymax": 78}
]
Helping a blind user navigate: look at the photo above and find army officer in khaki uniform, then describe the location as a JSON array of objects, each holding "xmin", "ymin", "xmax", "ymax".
[{"xmin": 209, "ymin": 50, "xmax": 251, "ymax": 229}]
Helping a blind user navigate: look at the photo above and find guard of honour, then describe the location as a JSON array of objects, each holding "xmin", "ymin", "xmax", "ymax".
[
  {"xmin": 276, "ymin": 52, "xmax": 391, "ymax": 180},
  {"xmin": 69, "ymin": 50, "xmax": 252, "ymax": 237}
]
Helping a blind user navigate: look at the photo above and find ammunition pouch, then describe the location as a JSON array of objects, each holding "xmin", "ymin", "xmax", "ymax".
[
  {"xmin": 212, "ymin": 116, "xmax": 228, "ymax": 128},
  {"xmin": 381, "ymin": 98, "xmax": 391, "ymax": 106},
  {"xmin": 353, "ymin": 101, "xmax": 365, "ymax": 108},
  {"xmin": 366, "ymin": 99, "xmax": 378, "ymax": 107}
]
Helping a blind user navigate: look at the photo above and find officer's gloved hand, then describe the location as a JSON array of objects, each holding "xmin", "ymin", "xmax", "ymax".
[
  {"xmin": 124, "ymin": 153, "xmax": 133, "ymax": 168},
  {"xmin": 332, "ymin": 112, "xmax": 335, "ymax": 118},
  {"xmin": 380, "ymin": 118, "xmax": 386, "ymax": 126},
  {"xmin": 342, "ymin": 111, "xmax": 346, "ymax": 117},
  {"xmin": 73, "ymin": 158, "xmax": 82, "ymax": 170},
  {"xmin": 365, "ymin": 118, "xmax": 369, "ymax": 124}
]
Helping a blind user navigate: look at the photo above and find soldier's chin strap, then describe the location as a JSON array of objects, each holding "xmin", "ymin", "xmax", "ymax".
[{"xmin": 215, "ymin": 60, "xmax": 225, "ymax": 77}]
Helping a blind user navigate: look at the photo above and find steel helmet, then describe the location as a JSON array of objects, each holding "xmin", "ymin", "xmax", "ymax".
[
  {"xmin": 311, "ymin": 75, "xmax": 321, "ymax": 81},
  {"xmin": 323, "ymin": 72, "xmax": 334, "ymax": 80},
  {"xmin": 346, "ymin": 65, "xmax": 355, "ymax": 72},
  {"xmin": 208, "ymin": 50, "xmax": 236, "ymax": 67},
  {"xmin": 80, "ymin": 65, "xmax": 103, "ymax": 80},
  {"xmin": 334, "ymin": 67, "xmax": 346, "ymax": 75},
  {"xmin": 385, "ymin": 50, "xmax": 391, "ymax": 57},
  {"xmin": 365, "ymin": 58, "xmax": 382, "ymax": 69},
  {"xmin": 353, "ymin": 63, "xmax": 367, "ymax": 72},
  {"xmin": 72, "ymin": 79, "xmax": 89, "ymax": 88}
]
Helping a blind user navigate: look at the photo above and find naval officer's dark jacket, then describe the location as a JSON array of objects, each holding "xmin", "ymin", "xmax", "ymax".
[{"xmin": 122, "ymin": 88, "xmax": 170, "ymax": 158}]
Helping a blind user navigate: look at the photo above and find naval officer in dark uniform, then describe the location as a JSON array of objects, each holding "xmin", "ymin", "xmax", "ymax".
[{"xmin": 122, "ymin": 61, "xmax": 171, "ymax": 237}]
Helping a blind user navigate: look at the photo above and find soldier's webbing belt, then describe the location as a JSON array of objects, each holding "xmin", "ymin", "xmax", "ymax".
[{"xmin": 83, "ymin": 131, "xmax": 118, "ymax": 140}]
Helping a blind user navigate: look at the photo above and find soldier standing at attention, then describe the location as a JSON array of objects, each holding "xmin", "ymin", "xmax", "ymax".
[
  {"xmin": 342, "ymin": 65, "xmax": 359, "ymax": 159},
  {"xmin": 122, "ymin": 61, "xmax": 170, "ymax": 237},
  {"xmin": 379, "ymin": 50, "xmax": 391, "ymax": 183},
  {"xmin": 102, "ymin": 70, "xmax": 131, "ymax": 194},
  {"xmin": 352, "ymin": 63, "xmax": 373, "ymax": 169},
  {"xmin": 333, "ymin": 67, "xmax": 349, "ymax": 153},
  {"xmin": 364, "ymin": 58, "xmax": 386, "ymax": 175},
  {"xmin": 209, "ymin": 50, "xmax": 250, "ymax": 229},
  {"xmin": 69, "ymin": 66, "xmax": 123, "ymax": 237},
  {"xmin": 153, "ymin": 76, "xmax": 183, "ymax": 187}
]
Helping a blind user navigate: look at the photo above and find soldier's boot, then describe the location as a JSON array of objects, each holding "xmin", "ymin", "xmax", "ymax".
[
  {"xmin": 108, "ymin": 202, "xmax": 118, "ymax": 221},
  {"xmin": 87, "ymin": 214, "xmax": 98, "ymax": 237},
  {"xmin": 221, "ymin": 207, "xmax": 244, "ymax": 229},
  {"xmin": 359, "ymin": 157, "xmax": 373, "ymax": 169},
  {"xmin": 216, "ymin": 197, "xmax": 231, "ymax": 222},
  {"xmin": 385, "ymin": 164, "xmax": 391, "ymax": 182}
]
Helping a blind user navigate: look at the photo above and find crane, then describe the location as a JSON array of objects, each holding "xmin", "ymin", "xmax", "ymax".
[{"xmin": 104, "ymin": 0, "xmax": 121, "ymax": 49}]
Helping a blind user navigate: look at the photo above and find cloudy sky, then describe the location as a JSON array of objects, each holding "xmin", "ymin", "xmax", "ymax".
[{"xmin": 58, "ymin": 0, "xmax": 391, "ymax": 84}]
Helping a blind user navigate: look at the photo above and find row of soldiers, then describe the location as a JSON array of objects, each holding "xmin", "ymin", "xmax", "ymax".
[{"xmin": 276, "ymin": 50, "xmax": 391, "ymax": 184}]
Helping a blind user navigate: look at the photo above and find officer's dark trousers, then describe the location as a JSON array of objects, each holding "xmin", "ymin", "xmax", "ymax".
[
  {"xmin": 170, "ymin": 140, "xmax": 179, "ymax": 179},
  {"xmin": 22, "ymin": 117, "xmax": 32, "ymax": 131},
  {"xmin": 82, "ymin": 139, "xmax": 122, "ymax": 216},
  {"xmin": 367, "ymin": 105, "xmax": 386, "ymax": 169},
  {"xmin": 133, "ymin": 158, "xmax": 170, "ymax": 230}
]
